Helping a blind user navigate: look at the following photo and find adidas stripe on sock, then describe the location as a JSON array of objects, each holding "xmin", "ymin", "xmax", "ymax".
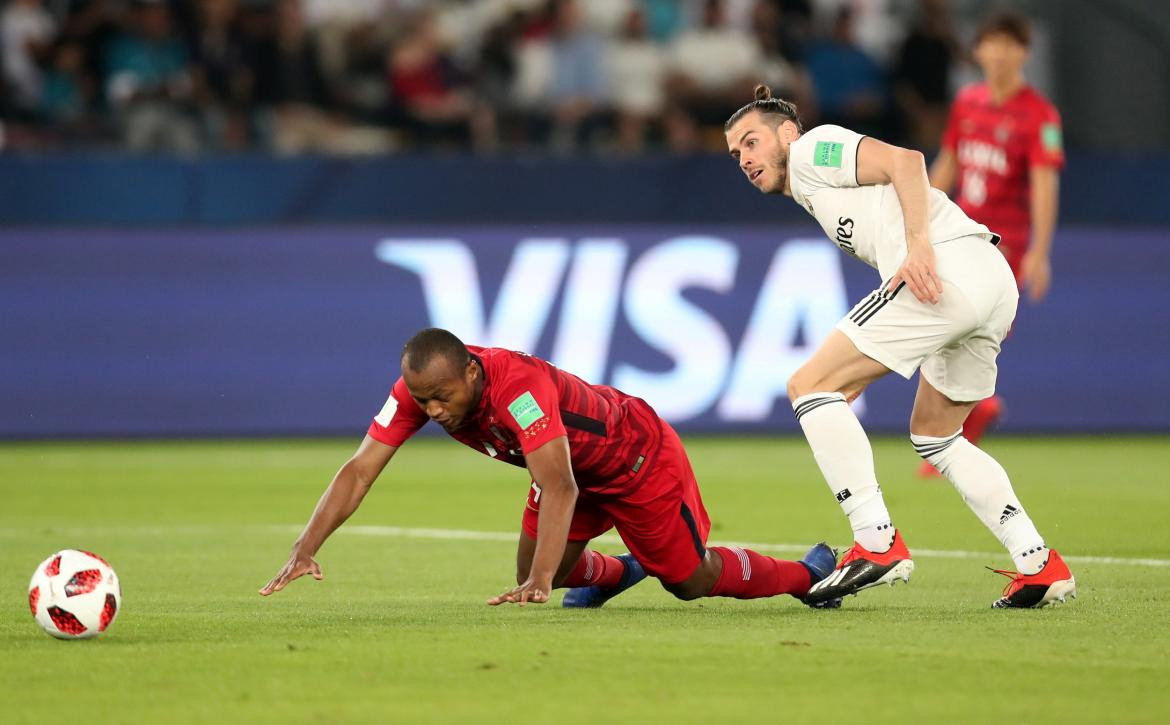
[{"xmin": 911, "ymin": 430, "xmax": 1046, "ymax": 574}]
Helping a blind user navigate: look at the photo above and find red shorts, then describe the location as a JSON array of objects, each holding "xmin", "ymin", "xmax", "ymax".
[{"xmin": 521, "ymin": 421, "xmax": 711, "ymax": 584}]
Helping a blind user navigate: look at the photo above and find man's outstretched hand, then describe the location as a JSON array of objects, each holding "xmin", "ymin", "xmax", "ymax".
[
  {"xmin": 486, "ymin": 575, "xmax": 553, "ymax": 607},
  {"xmin": 259, "ymin": 551, "xmax": 323, "ymax": 596}
]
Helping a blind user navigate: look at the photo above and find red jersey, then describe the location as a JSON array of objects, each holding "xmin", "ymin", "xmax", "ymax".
[
  {"xmin": 941, "ymin": 82, "xmax": 1064, "ymax": 255},
  {"xmin": 367, "ymin": 346, "xmax": 663, "ymax": 492}
]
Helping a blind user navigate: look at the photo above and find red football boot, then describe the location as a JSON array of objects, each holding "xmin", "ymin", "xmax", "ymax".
[
  {"xmin": 990, "ymin": 549, "xmax": 1077, "ymax": 609},
  {"xmin": 803, "ymin": 530, "xmax": 914, "ymax": 605}
]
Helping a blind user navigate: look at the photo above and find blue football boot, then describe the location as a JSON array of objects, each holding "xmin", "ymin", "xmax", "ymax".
[
  {"xmin": 799, "ymin": 542, "xmax": 843, "ymax": 609},
  {"xmin": 562, "ymin": 553, "xmax": 647, "ymax": 608}
]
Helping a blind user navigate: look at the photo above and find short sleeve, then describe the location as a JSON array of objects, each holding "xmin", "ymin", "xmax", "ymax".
[
  {"xmin": 367, "ymin": 378, "xmax": 427, "ymax": 447},
  {"xmin": 1028, "ymin": 103, "xmax": 1065, "ymax": 169},
  {"xmin": 494, "ymin": 367, "xmax": 566, "ymax": 455},
  {"xmin": 789, "ymin": 124, "xmax": 867, "ymax": 200}
]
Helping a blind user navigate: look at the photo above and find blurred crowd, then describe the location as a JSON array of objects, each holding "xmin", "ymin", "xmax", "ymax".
[{"xmin": 0, "ymin": 0, "xmax": 974, "ymax": 154}]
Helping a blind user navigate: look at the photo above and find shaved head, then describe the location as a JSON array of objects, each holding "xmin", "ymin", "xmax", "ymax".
[{"xmin": 401, "ymin": 328, "xmax": 470, "ymax": 376}]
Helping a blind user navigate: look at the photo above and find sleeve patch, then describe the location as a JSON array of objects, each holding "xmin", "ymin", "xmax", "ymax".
[
  {"xmin": 507, "ymin": 391, "xmax": 545, "ymax": 430},
  {"xmin": 374, "ymin": 395, "xmax": 398, "ymax": 427},
  {"xmin": 1041, "ymin": 123, "xmax": 1062, "ymax": 152},
  {"xmin": 813, "ymin": 140, "xmax": 844, "ymax": 168}
]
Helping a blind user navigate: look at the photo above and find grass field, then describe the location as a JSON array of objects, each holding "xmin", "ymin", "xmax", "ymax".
[{"xmin": 2, "ymin": 435, "xmax": 1169, "ymax": 724}]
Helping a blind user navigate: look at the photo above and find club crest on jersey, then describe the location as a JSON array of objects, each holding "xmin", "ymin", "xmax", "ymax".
[
  {"xmin": 508, "ymin": 391, "xmax": 545, "ymax": 430},
  {"xmin": 814, "ymin": 141, "xmax": 843, "ymax": 168}
]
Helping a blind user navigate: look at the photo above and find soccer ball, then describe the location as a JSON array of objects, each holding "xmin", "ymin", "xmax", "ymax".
[{"xmin": 28, "ymin": 549, "xmax": 121, "ymax": 639}]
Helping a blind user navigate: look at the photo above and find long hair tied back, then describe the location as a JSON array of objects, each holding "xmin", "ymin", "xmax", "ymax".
[{"xmin": 725, "ymin": 83, "xmax": 803, "ymax": 132}]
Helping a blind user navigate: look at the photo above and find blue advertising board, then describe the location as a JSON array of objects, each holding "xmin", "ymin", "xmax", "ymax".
[{"xmin": 2, "ymin": 225, "xmax": 1167, "ymax": 437}]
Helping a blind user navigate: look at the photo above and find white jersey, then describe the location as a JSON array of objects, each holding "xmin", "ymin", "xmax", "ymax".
[{"xmin": 788, "ymin": 124, "xmax": 999, "ymax": 279}]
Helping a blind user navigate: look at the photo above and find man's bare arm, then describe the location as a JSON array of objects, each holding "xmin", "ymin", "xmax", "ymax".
[
  {"xmin": 488, "ymin": 435, "xmax": 577, "ymax": 606},
  {"xmin": 260, "ymin": 435, "xmax": 397, "ymax": 595},
  {"xmin": 856, "ymin": 136, "xmax": 942, "ymax": 303},
  {"xmin": 1022, "ymin": 164, "xmax": 1060, "ymax": 302}
]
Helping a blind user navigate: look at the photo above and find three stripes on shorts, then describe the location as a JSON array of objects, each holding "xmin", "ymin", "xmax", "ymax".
[{"xmin": 849, "ymin": 281, "xmax": 907, "ymax": 327}]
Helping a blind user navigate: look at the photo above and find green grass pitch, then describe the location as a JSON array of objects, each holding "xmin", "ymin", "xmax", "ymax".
[{"xmin": 2, "ymin": 435, "xmax": 1169, "ymax": 723}]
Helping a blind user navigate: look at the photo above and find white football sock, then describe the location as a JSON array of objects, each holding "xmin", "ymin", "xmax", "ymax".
[
  {"xmin": 793, "ymin": 392, "xmax": 894, "ymax": 553},
  {"xmin": 911, "ymin": 430, "xmax": 1046, "ymax": 574}
]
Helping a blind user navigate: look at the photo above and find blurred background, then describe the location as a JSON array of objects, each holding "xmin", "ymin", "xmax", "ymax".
[
  {"xmin": 1, "ymin": 0, "xmax": 1167, "ymax": 155},
  {"xmin": 2, "ymin": 0, "xmax": 1169, "ymax": 438}
]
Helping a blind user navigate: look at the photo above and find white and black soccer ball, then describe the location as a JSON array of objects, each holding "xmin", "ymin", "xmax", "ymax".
[{"xmin": 28, "ymin": 549, "xmax": 121, "ymax": 639}]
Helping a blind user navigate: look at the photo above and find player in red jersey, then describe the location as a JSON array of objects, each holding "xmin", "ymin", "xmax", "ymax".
[
  {"xmin": 260, "ymin": 328, "xmax": 838, "ymax": 609},
  {"xmin": 921, "ymin": 11, "xmax": 1064, "ymax": 474}
]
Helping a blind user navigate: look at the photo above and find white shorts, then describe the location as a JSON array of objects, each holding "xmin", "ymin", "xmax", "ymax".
[{"xmin": 836, "ymin": 236, "xmax": 1019, "ymax": 402}]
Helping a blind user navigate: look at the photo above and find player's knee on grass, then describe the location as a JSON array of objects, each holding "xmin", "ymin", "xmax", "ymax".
[
  {"xmin": 662, "ymin": 551, "xmax": 721, "ymax": 601},
  {"xmin": 662, "ymin": 579, "xmax": 706, "ymax": 601}
]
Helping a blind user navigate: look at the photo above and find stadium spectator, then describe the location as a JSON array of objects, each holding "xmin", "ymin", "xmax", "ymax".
[
  {"xmin": 802, "ymin": 6, "xmax": 889, "ymax": 137},
  {"xmin": 576, "ymin": 0, "xmax": 633, "ymax": 37},
  {"xmin": 641, "ymin": 0, "xmax": 684, "ymax": 42},
  {"xmin": 39, "ymin": 38, "xmax": 98, "ymax": 141},
  {"xmin": 748, "ymin": 0, "xmax": 811, "ymax": 114},
  {"xmin": 543, "ymin": 0, "xmax": 609, "ymax": 152},
  {"xmin": 606, "ymin": 6, "xmax": 665, "ymax": 153},
  {"xmin": 386, "ymin": 8, "xmax": 496, "ymax": 151},
  {"xmin": 103, "ymin": 0, "xmax": 201, "ymax": 154},
  {"xmin": 893, "ymin": 0, "xmax": 959, "ymax": 150},
  {"xmin": 302, "ymin": 0, "xmax": 391, "ymax": 95},
  {"xmin": 663, "ymin": 0, "xmax": 762, "ymax": 152},
  {"xmin": 187, "ymin": 0, "xmax": 252, "ymax": 149},
  {"xmin": 1, "ymin": 0, "xmax": 57, "ymax": 116},
  {"xmin": 58, "ymin": 0, "xmax": 120, "ymax": 93},
  {"xmin": 750, "ymin": 0, "xmax": 812, "ymax": 64},
  {"xmin": 250, "ymin": 0, "xmax": 388, "ymax": 154},
  {"xmin": 472, "ymin": 8, "xmax": 521, "ymax": 115}
]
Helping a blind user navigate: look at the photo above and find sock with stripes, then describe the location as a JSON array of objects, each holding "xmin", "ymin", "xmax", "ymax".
[
  {"xmin": 792, "ymin": 392, "xmax": 895, "ymax": 553},
  {"xmin": 707, "ymin": 546, "xmax": 812, "ymax": 599},
  {"xmin": 911, "ymin": 430, "xmax": 1047, "ymax": 574},
  {"xmin": 559, "ymin": 550, "xmax": 626, "ymax": 589}
]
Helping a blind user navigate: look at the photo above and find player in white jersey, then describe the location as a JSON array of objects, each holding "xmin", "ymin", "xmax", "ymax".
[{"xmin": 724, "ymin": 85, "xmax": 1076, "ymax": 608}]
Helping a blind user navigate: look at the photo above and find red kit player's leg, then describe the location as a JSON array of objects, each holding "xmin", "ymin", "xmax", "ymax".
[
  {"xmin": 602, "ymin": 422, "xmax": 819, "ymax": 601},
  {"xmin": 519, "ymin": 482, "xmax": 620, "ymax": 588},
  {"xmin": 559, "ymin": 549, "xmax": 626, "ymax": 589}
]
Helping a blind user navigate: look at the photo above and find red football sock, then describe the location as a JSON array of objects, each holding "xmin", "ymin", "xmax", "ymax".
[
  {"xmin": 559, "ymin": 550, "xmax": 626, "ymax": 589},
  {"xmin": 963, "ymin": 395, "xmax": 1004, "ymax": 446},
  {"xmin": 708, "ymin": 546, "xmax": 812, "ymax": 599}
]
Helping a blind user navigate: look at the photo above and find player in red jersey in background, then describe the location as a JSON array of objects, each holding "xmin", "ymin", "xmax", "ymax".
[
  {"xmin": 260, "ymin": 328, "xmax": 838, "ymax": 609},
  {"xmin": 923, "ymin": 11, "xmax": 1063, "ymax": 475}
]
